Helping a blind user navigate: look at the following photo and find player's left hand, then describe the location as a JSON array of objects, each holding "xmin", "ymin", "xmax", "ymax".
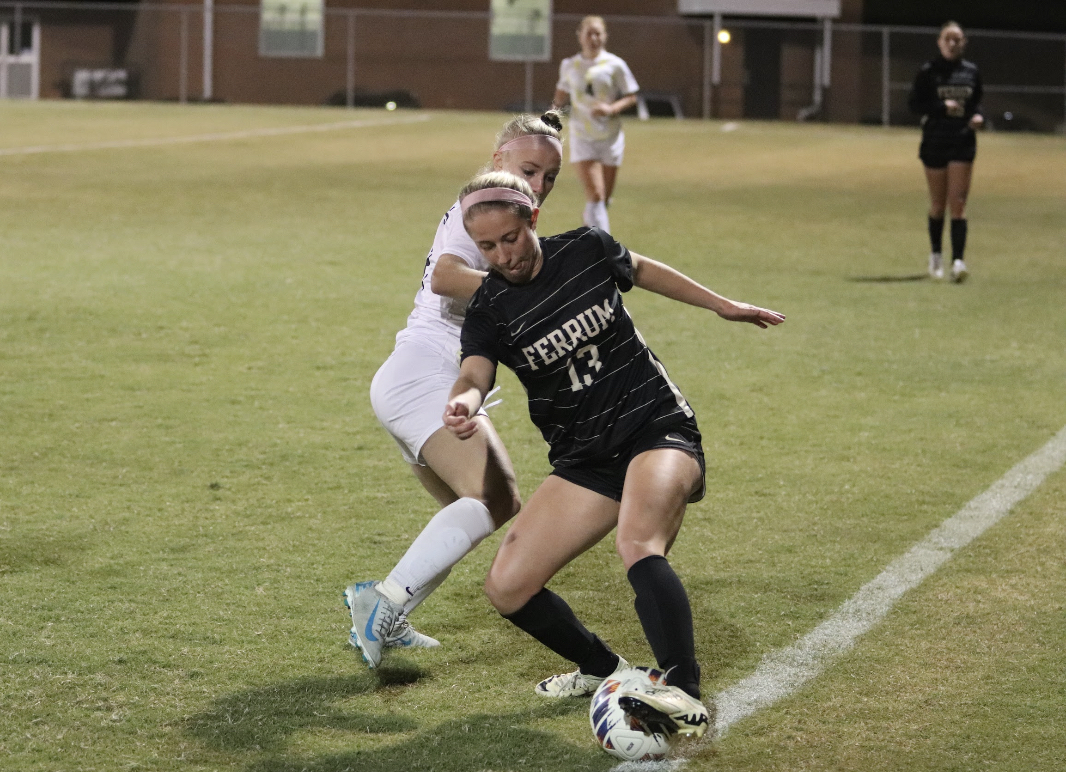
[
  {"xmin": 718, "ymin": 302, "xmax": 786, "ymax": 328},
  {"xmin": 969, "ymin": 113, "xmax": 984, "ymax": 130}
]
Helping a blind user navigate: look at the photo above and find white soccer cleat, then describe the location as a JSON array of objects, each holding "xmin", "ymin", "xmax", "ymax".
[
  {"xmin": 951, "ymin": 259, "xmax": 968, "ymax": 283},
  {"xmin": 386, "ymin": 615, "xmax": 441, "ymax": 649},
  {"xmin": 617, "ymin": 682, "xmax": 712, "ymax": 738},
  {"xmin": 344, "ymin": 582, "xmax": 440, "ymax": 651},
  {"xmin": 343, "ymin": 582, "xmax": 403, "ymax": 668},
  {"xmin": 928, "ymin": 252, "xmax": 943, "ymax": 279},
  {"xmin": 535, "ymin": 656, "xmax": 630, "ymax": 698}
]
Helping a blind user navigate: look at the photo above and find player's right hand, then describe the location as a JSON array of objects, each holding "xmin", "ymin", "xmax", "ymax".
[{"xmin": 443, "ymin": 401, "xmax": 479, "ymax": 440}]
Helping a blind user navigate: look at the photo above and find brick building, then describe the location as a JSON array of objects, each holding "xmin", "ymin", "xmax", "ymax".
[{"xmin": 8, "ymin": 0, "xmax": 870, "ymax": 122}]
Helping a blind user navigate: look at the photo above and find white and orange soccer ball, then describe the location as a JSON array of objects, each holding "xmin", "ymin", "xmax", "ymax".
[{"xmin": 589, "ymin": 666, "xmax": 677, "ymax": 761}]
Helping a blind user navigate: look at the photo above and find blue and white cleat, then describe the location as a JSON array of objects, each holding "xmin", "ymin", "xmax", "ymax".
[
  {"xmin": 344, "ymin": 582, "xmax": 401, "ymax": 668},
  {"xmin": 385, "ymin": 615, "xmax": 441, "ymax": 649},
  {"xmin": 343, "ymin": 582, "xmax": 440, "ymax": 662}
]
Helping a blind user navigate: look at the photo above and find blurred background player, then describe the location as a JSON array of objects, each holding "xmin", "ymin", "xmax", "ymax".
[
  {"xmin": 345, "ymin": 113, "xmax": 564, "ymax": 668},
  {"xmin": 909, "ymin": 21, "xmax": 984, "ymax": 283},
  {"xmin": 443, "ymin": 171, "xmax": 784, "ymax": 736},
  {"xmin": 552, "ymin": 15, "xmax": 639, "ymax": 234}
]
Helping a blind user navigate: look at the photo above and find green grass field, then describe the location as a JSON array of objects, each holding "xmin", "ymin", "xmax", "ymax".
[{"xmin": 1, "ymin": 102, "xmax": 1064, "ymax": 772}]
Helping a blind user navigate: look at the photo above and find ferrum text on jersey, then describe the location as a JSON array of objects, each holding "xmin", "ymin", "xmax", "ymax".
[{"xmin": 521, "ymin": 299, "xmax": 615, "ymax": 371}]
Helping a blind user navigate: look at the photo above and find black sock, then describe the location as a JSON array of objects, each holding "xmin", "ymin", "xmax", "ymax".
[
  {"xmin": 927, "ymin": 215, "xmax": 944, "ymax": 254},
  {"xmin": 503, "ymin": 588, "xmax": 618, "ymax": 677},
  {"xmin": 628, "ymin": 555, "xmax": 701, "ymax": 699},
  {"xmin": 950, "ymin": 218, "xmax": 967, "ymax": 262}
]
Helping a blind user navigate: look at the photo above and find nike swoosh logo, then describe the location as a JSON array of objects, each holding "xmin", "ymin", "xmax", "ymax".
[
  {"xmin": 513, "ymin": 321, "xmax": 526, "ymax": 335},
  {"xmin": 364, "ymin": 600, "xmax": 381, "ymax": 642},
  {"xmin": 666, "ymin": 434, "xmax": 684, "ymax": 443}
]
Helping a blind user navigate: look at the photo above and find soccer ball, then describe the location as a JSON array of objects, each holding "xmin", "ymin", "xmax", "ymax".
[{"xmin": 590, "ymin": 666, "xmax": 677, "ymax": 761}]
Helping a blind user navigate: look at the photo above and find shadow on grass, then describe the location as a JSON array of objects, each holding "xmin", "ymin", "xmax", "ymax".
[
  {"xmin": 186, "ymin": 670, "xmax": 613, "ymax": 772},
  {"xmin": 185, "ymin": 664, "xmax": 426, "ymax": 752},
  {"xmin": 246, "ymin": 701, "xmax": 613, "ymax": 772},
  {"xmin": 0, "ymin": 530, "xmax": 90, "ymax": 574},
  {"xmin": 847, "ymin": 274, "xmax": 929, "ymax": 283}
]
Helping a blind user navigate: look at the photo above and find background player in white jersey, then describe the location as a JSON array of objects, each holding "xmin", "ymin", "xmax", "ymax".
[
  {"xmin": 345, "ymin": 114, "xmax": 563, "ymax": 668},
  {"xmin": 552, "ymin": 15, "xmax": 639, "ymax": 234},
  {"xmin": 444, "ymin": 172, "xmax": 784, "ymax": 738}
]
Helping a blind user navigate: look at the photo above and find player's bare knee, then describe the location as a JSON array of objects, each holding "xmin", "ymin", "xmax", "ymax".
[
  {"xmin": 614, "ymin": 536, "xmax": 662, "ymax": 569},
  {"xmin": 483, "ymin": 567, "xmax": 531, "ymax": 615}
]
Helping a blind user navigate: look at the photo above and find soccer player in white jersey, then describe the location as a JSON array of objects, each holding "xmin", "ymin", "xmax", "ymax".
[
  {"xmin": 443, "ymin": 171, "xmax": 784, "ymax": 738},
  {"xmin": 344, "ymin": 113, "xmax": 563, "ymax": 669},
  {"xmin": 552, "ymin": 15, "xmax": 639, "ymax": 234}
]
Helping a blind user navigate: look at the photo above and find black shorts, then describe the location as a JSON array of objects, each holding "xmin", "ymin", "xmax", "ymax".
[
  {"xmin": 919, "ymin": 132, "xmax": 976, "ymax": 168},
  {"xmin": 551, "ymin": 417, "xmax": 706, "ymax": 504}
]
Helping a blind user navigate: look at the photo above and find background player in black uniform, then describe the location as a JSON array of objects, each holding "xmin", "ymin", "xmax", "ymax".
[
  {"xmin": 442, "ymin": 171, "xmax": 784, "ymax": 738},
  {"xmin": 909, "ymin": 21, "xmax": 984, "ymax": 283}
]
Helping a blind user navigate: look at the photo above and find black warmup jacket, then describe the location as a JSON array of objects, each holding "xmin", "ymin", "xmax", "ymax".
[{"xmin": 908, "ymin": 55, "xmax": 983, "ymax": 143}]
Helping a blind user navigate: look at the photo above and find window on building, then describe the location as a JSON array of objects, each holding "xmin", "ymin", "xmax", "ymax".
[
  {"xmin": 260, "ymin": 0, "xmax": 324, "ymax": 58},
  {"xmin": 4, "ymin": 20, "xmax": 35, "ymax": 55}
]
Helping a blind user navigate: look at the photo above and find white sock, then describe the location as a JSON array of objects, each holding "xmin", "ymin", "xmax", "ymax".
[
  {"xmin": 401, "ymin": 567, "xmax": 449, "ymax": 615},
  {"xmin": 583, "ymin": 202, "xmax": 596, "ymax": 227},
  {"xmin": 591, "ymin": 200, "xmax": 610, "ymax": 232},
  {"xmin": 378, "ymin": 497, "xmax": 494, "ymax": 608}
]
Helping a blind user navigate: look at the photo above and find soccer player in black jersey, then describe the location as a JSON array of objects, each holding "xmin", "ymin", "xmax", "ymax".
[
  {"xmin": 442, "ymin": 171, "xmax": 784, "ymax": 739},
  {"xmin": 909, "ymin": 21, "xmax": 984, "ymax": 283}
]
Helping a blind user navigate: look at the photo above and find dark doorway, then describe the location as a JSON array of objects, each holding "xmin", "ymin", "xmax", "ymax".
[{"xmin": 743, "ymin": 28, "xmax": 782, "ymax": 119}]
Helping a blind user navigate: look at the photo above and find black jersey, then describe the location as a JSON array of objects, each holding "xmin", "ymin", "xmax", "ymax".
[
  {"xmin": 908, "ymin": 56, "xmax": 983, "ymax": 143},
  {"xmin": 460, "ymin": 227, "xmax": 694, "ymax": 468}
]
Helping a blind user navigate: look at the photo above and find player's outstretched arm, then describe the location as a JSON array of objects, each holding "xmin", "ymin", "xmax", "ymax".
[
  {"xmin": 630, "ymin": 251, "xmax": 785, "ymax": 329},
  {"xmin": 431, "ymin": 254, "xmax": 488, "ymax": 302},
  {"xmin": 443, "ymin": 355, "xmax": 497, "ymax": 440}
]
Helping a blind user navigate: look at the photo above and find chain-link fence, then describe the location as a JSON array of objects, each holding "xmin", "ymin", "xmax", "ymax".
[{"xmin": 2, "ymin": 3, "xmax": 1064, "ymax": 132}]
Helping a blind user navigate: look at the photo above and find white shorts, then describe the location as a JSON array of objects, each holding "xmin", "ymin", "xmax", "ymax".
[
  {"xmin": 569, "ymin": 130, "xmax": 625, "ymax": 166},
  {"xmin": 370, "ymin": 334, "xmax": 477, "ymax": 465}
]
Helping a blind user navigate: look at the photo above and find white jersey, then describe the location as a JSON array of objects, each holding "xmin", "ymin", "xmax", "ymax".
[
  {"xmin": 556, "ymin": 51, "xmax": 639, "ymax": 143},
  {"xmin": 400, "ymin": 201, "xmax": 489, "ymax": 344}
]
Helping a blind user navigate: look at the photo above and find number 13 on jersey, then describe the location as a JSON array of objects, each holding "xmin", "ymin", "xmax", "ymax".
[{"xmin": 567, "ymin": 344, "xmax": 602, "ymax": 391}]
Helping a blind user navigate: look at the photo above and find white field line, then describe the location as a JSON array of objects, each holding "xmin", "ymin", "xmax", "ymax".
[
  {"xmin": 609, "ymin": 424, "xmax": 1066, "ymax": 771},
  {"xmin": 0, "ymin": 113, "xmax": 432, "ymax": 157},
  {"xmin": 713, "ymin": 422, "xmax": 1066, "ymax": 737}
]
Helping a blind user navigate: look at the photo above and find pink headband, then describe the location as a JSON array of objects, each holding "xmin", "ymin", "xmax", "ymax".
[
  {"xmin": 460, "ymin": 187, "xmax": 536, "ymax": 217},
  {"xmin": 497, "ymin": 134, "xmax": 563, "ymax": 156}
]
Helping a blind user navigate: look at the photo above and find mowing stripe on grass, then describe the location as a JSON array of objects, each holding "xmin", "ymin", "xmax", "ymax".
[
  {"xmin": 0, "ymin": 114, "xmax": 432, "ymax": 157},
  {"xmin": 712, "ymin": 423, "xmax": 1066, "ymax": 738}
]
